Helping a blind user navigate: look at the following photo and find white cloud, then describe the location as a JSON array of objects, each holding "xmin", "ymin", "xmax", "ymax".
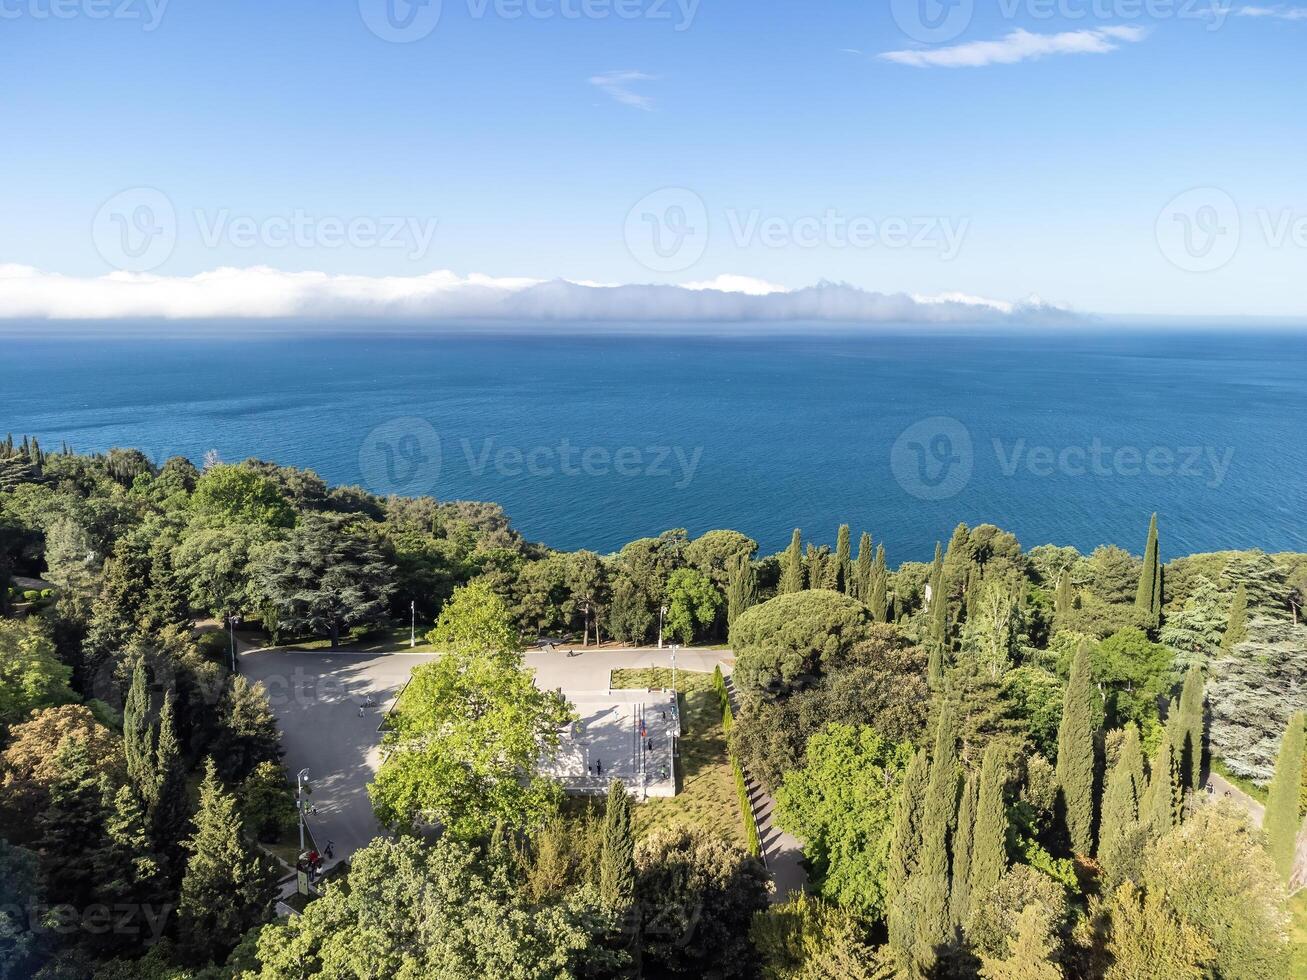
[
  {"xmin": 589, "ymin": 70, "xmax": 657, "ymax": 110},
  {"xmin": 1237, "ymin": 4, "xmax": 1307, "ymax": 17},
  {"xmin": 0, "ymin": 264, "xmax": 1076, "ymax": 324},
  {"xmin": 881, "ymin": 26, "xmax": 1147, "ymax": 69}
]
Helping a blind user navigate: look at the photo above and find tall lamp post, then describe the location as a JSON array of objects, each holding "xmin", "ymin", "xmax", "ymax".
[
  {"xmin": 296, "ymin": 768, "xmax": 311, "ymax": 853},
  {"xmin": 657, "ymin": 604, "xmax": 667, "ymax": 649},
  {"xmin": 228, "ymin": 613, "xmax": 241, "ymax": 674},
  {"xmin": 410, "ymin": 600, "xmax": 416, "ymax": 648}
]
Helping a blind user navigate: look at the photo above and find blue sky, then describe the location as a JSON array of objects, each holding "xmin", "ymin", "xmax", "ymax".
[{"xmin": 2, "ymin": 0, "xmax": 1305, "ymax": 318}]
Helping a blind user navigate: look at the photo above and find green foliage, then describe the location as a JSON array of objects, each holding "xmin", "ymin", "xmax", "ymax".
[
  {"xmin": 1222, "ymin": 582, "xmax": 1249, "ymax": 652},
  {"xmin": 237, "ymin": 761, "xmax": 296, "ymax": 844},
  {"xmin": 725, "ymin": 554, "xmax": 759, "ymax": 629},
  {"xmin": 598, "ymin": 780, "xmax": 635, "ymax": 911},
  {"xmin": 967, "ymin": 865, "xmax": 1071, "ymax": 966},
  {"xmin": 190, "ymin": 464, "xmax": 295, "ymax": 529},
  {"xmin": 1098, "ymin": 724, "xmax": 1146, "ymax": 888},
  {"xmin": 1264, "ymin": 711, "xmax": 1305, "ymax": 882},
  {"xmin": 713, "ymin": 666, "xmax": 762, "ymax": 857},
  {"xmin": 1209, "ymin": 617, "xmax": 1307, "ymax": 781},
  {"xmin": 664, "ymin": 567, "xmax": 722, "ymax": 644},
  {"xmin": 773, "ymin": 723, "xmax": 913, "ymax": 917},
  {"xmin": 1159, "ymin": 575, "xmax": 1226, "ymax": 670},
  {"xmin": 751, "ymin": 893, "xmax": 887, "ymax": 980},
  {"xmin": 730, "ymin": 589, "xmax": 873, "ymax": 703},
  {"xmin": 978, "ymin": 904, "xmax": 1063, "ymax": 979},
  {"xmin": 371, "ymin": 613, "xmax": 572, "ymax": 838},
  {"xmin": 1055, "ymin": 643, "xmax": 1097, "ymax": 855},
  {"xmin": 886, "ymin": 747, "xmax": 929, "ymax": 903},
  {"xmin": 970, "ymin": 741, "xmax": 1010, "ymax": 917},
  {"xmin": 780, "ymin": 529, "xmax": 804, "ymax": 594},
  {"xmin": 0, "ymin": 837, "xmax": 41, "ymax": 980},
  {"xmin": 246, "ymin": 834, "xmax": 619, "ymax": 979},
  {"xmin": 0, "ymin": 617, "xmax": 75, "ymax": 730},
  {"xmin": 253, "ymin": 512, "xmax": 396, "ymax": 646},
  {"xmin": 636, "ymin": 827, "xmax": 769, "ymax": 979},
  {"xmin": 1135, "ymin": 513, "xmax": 1162, "ymax": 629},
  {"xmin": 1101, "ymin": 880, "xmax": 1213, "ymax": 980},
  {"xmin": 179, "ymin": 760, "xmax": 279, "ymax": 965}
]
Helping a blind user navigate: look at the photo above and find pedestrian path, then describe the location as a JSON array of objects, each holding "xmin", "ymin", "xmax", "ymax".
[{"xmin": 722, "ymin": 674, "xmax": 808, "ymax": 903}]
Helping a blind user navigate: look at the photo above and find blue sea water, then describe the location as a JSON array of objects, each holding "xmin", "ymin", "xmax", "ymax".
[{"xmin": 1, "ymin": 326, "xmax": 1305, "ymax": 562}]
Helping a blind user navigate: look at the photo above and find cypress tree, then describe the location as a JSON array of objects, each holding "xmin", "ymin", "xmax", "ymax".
[
  {"xmin": 929, "ymin": 543, "xmax": 949, "ymax": 665},
  {"xmin": 1143, "ymin": 739, "xmax": 1181, "ymax": 838},
  {"xmin": 949, "ymin": 774, "xmax": 977, "ymax": 929},
  {"xmin": 123, "ymin": 656, "xmax": 155, "ymax": 807},
  {"xmin": 1098, "ymin": 723, "xmax": 1146, "ymax": 887},
  {"xmin": 780, "ymin": 530, "xmax": 804, "ymax": 594},
  {"xmin": 854, "ymin": 531, "xmax": 873, "ymax": 599},
  {"xmin": 887, "ymin": 748, "xmax": 930, "ymax": 899},
  {"xmin": 806, "ymin": 544, "xmax": 828, "ymax": 591},
  {"xmin": 1176, "ymin": 666, "xmax": 1205, "ymax": 791},
  {"xmin": 151, "ymin": 692, "xmax": 189, "ymax": 868},
  {"xmin": 968, "ymin": 741, "xmax": 1008, "ymax": 916},
  {"xmin": 871, "ymin": 544, "xmax": 889, "ymax": 623},
  {"xmin": 1055, "ymin": 570, "xmax": 1074, "ymax": 621},
  {"xmin": 36, "ymin": 739, "xmax": 108, "ymax": 912},
  {"xmin": 95, "ymin": 784, "xmax": 163, "ymax": 955},
  {"xmin": 835, "ymin": 524, "xmax": 852, "ymax": 594},
  {"xmin": 964, "ymin": 563, "xmax": 983, "ymax": 622},
  {"xmin": 917, "ymin": 704, "xmax": 960, "ymax": 954},
  {"xmin": 178, "ymin": 759, "xmax": 279, "ymax": 964},
  {"xmin": 1264, "ymin": 711, "xmax": 1305, "ymax": 882},
  {"xmin": 725, "ymin": 554, "xmax": 758, "ymax": 628},
  {"xmin": 1055, "ymin": 643, "xmax": 1097, "ymax": 855},
  {"xmin": 1135, "ymin": 513, "xmax": 1161, "ymax": 629},
  {"xmin": 1221, "ymin": 584, "xmax": 1248, "ymax": 653},
  {"xmin": 599, "ymin": 779, "xmax": 636, "ymax": 910}
]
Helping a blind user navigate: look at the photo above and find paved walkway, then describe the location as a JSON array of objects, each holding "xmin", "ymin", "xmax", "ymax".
[
  {"xmin": 1204, "ymin": 771, "xmax": 1265, "ymax": 828},
  {"xmin": 239, "ymin": 643, "xmax": 738, "ymax": 863}
]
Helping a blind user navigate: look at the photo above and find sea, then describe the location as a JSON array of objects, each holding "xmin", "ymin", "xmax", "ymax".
[{"xmin": 2, "ymin": 324, "xmax": 1305, "ymax": 562}]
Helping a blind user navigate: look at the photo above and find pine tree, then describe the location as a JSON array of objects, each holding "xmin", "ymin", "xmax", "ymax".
[
  {"xmin": 969, "ymin": 741, "xmax": 1008, "ymax": 916},
  {"xmin": 950, "ymin": 774, "xmax": 977, "ymax": 929},
  {"xmin": 123, "ymin": 656, "xmax": 156, "ymax": 808},
  {"xmin": 95, "ymin": 784, "xmax": 163, "ymax": 955},
  {"xmin": 1098, "ymin": 724, "xmax": 1146, "ymax": 887},
  {"xmin": 599, "ymin": 779, "xmax": 636, "ymax": 910},
  {"xmin": 917, "ymin": 704, "xmax": 960, "ymax": 955},
  {"xmin": 1221, "ymin": 584, "xmax": 1249, "ymax": 653},
  {"xmin": 887, "ymin": 748, "xmax": 930, "ymax": 900},
  {"xmin": 854, "ymin": 531, "xmax": 873, "ymax": 600},
  {"xmin": 178, "ymin": 759, "xmax": 279, "ymax": 964},
  {"xmin": 1135, "ymin": 513, "xmax": 1161, "ymax": 629},
  {"xmin": 1264, "ymin": 711, "xmax": 1305, "ymax": 882},
  {"xmin": 1055, "ymin": 643, "xmax": 1097, "ymax": 855},
  {"xmin": 36, "ymin": 739, "xmax": 109, "ymax": 912},
  {"xmin": 1175, "ymin": 667, "xmax": 1205, "ymax": 791},
  {"xmin": 835, "ymin": 525, "xmax": 851, "ymax": 595},
  {"xmin": 780, "ymin": 530, "xmax": 804, "ymax": 594},
  {"xmin": 929, "ymin": 543, "xmax": 949, "ymax": 670},
  {"xmin": 965, "ymin": 563, "xmax": 983, "ymax": 622},
  {"xmin": 725, "ymin": 554, "xmax": 758, "ymax": 628}
]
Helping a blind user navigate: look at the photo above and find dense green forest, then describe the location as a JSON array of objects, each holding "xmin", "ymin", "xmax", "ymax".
[{"xmin": 2, "ymin": 436, "xmax": 1305, "ymax": 978}]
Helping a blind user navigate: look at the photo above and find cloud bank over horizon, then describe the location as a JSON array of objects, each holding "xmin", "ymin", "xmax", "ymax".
[{"xmin": 0, "ymin": 265, "xmax": 1075, "ymax": 325}]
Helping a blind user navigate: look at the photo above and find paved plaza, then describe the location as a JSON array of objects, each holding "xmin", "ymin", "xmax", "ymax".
[{"xmin": 546, "ymin": 689, "xmax": 678, "ymax": 797}]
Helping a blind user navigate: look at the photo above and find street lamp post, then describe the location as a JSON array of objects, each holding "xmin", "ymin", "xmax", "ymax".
[
  {"xmin": 296, "ymin": 768, "xmax": 311, "ymax": 853},
  {"xmin": 658, "ymin": 604, "xmax": 667, "ymax": 649},
  {"xmin": 410, "ymin": 600, "xmax": 416, "ymax": 648},
  {"xmin": 228, "ymin": 613, "xmax": 241, "ymax": 674}
]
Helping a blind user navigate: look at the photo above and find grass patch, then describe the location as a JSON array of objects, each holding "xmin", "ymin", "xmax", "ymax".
[
  {"xmin": 1291, "ymin": 890, "xmax": 1307, "ymax": 978},
  {"xmin": 610, "ymin": 669, "xmax": 743, "ymax": 847}
]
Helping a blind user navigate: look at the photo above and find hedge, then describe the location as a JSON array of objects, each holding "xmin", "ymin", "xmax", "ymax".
[{"xmin": 715, "ymin": 666, "xmax": 761, "ymax": 860}]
